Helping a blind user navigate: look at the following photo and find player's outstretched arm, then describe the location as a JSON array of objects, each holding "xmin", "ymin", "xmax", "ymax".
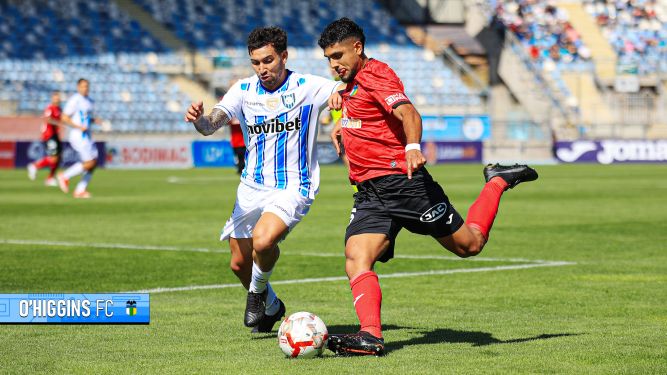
[
  {"xmin": 393, "ymin": 104, "xmax": 426, "ymax": 179},
  {"xmin": 185, "ymin": 101, "xmax": 230, "ymax": 136}
]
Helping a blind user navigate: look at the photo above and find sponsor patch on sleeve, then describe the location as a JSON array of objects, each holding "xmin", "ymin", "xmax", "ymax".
[{"xmin": 384, "ymin": 93, "xmax": 409, "ymax": 107}]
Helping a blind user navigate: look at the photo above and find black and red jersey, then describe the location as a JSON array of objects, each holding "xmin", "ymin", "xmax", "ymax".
[{"xmin": 340, "ymin": 59, "xmax": 412, "ymax": 183}]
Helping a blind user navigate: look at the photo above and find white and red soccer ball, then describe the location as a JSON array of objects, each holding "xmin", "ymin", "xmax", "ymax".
[{"xmin": 278, "ymin": 311, "xmax": 328, "ymax": 358}]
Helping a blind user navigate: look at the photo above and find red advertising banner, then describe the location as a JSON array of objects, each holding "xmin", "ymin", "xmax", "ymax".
[{"xmin": 0, "ymin": 141, "xmax": 16, "ymax": 168}]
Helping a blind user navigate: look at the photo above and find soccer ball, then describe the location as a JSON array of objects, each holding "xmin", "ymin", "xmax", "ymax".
[{"xmin": 278, "ymin": 311, "xmax": 328, "ymax": 358}]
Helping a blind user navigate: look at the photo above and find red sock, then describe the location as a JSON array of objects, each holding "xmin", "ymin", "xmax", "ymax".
[
  {"xmin": 34, "ymin": 157, "xmax": 51, "ymax": 169},
  {"xmin": 350, "ymin": 271, "xmax": 382, "ymax": 338},
  {"xmin": 47, "ymin": 162, "xmax": 58, "ymax": 178},
  {"xmin": 465, "ymin": 177, "xmax": 508, "ymax": 240}
]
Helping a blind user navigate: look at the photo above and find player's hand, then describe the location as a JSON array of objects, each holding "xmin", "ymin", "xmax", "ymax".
[
  {"xmin": 327, "ymin": 92, "xmax": 342, "ymax": 111},
  {"xmin": 330, "ymin": 119, "xmax": 343, "ymax": 155},
  {"xmin": 405, "ymin": 149, "xmax": 426, "ymax": 179},
  {"xmin": 185, "ymin": 101, "xmax": 204, "ymax": 122}
]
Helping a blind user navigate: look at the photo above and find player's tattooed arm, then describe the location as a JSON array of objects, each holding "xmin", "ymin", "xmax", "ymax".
[
  {"xmin": 185, "ymin": 101, "xmax": 230, "ymax": 136},
  {"xmin": 194, "ymin": 108, "xmax": 230, "ymax": 136}
]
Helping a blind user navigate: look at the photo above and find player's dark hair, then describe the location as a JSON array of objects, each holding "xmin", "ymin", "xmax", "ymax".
[
  {"xmin": 318, "ymin": 17, "xmax": 365, "ymax": 51},
  {"xmin": 247, "ymin": 26, "xmax": 287, "ymax": 54},
  {"xmin": 77, "ymin": 78, "xmax": 88, "ymax": 85}
]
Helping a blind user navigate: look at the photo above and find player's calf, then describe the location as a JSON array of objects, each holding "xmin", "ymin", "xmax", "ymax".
[{"xmin": 229, "ymin": 258, "xmax": 251, "ymax": 289}]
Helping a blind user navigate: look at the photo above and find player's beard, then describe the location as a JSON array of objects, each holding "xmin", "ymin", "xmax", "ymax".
[
  {"xmin": 259, "ymin": 64, "xmax": 286, "ymax": 89},
  {"xmin": 340, "ymin": 66, "xmax": 358, "ymax": 83}
]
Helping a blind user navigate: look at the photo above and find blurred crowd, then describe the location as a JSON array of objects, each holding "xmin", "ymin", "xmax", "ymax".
[
  {"xmin": 492, "ymin": 0, "xmax": 591, "ymax": 65},
  {"xmin": 585, "ymin": 0, "xmax": 667, "ymax": 74}
]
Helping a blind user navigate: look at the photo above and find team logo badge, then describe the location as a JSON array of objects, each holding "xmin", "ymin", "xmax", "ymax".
[
  {"xmin": 266, "ymin": 98, "xmax": 280, "ymax": 110},
  {"xmin": 126, "ymin": 300, "xmax": 137, "ymax": 316},
  {"xmin": 281, "ymin": 93, "xmax": 295, "ymax": 109}
]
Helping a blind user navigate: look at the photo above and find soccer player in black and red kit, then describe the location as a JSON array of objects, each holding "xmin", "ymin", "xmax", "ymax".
[
  {"xmin": 318, "ymin": 18, "xmax": 538, "ymax": 356},
  {"xmin": 27, "ymin": 91, "xmax": 62, "ymax": 186}
]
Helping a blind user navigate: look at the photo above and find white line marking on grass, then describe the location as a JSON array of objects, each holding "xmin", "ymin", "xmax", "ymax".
[
  {"xmin": 0, "ymin": 239, "xmax": 222, "ymax": 253},
  {"xmin": 126, "ymin": 261, "xmax": 576, "ymax": 294},
  {"xmin": 0, "ymin": 239, "xmax": 551, "ymax": 263},
  {"xmin": 0, "ymin": 239, "xmax": 562, "ymax": 264},
  {"xmin": 297, "ymin": 252, "xmax": 549, "ymax": 263}
]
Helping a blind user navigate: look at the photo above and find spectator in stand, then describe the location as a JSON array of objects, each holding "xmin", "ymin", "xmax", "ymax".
[
  {"xmin": 493, "ymin": 0, "xmax": 591, "ymax": 66},
  {"xmin": 584, "ymin": 0, "xmax": 667, "ymax": 74}
]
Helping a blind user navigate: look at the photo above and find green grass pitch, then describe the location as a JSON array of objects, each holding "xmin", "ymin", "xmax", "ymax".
[{"xmin": 0, "ymin": 164, "xmax": 665, "ymax": 373}]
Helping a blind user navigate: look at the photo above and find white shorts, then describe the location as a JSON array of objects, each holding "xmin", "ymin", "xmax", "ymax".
[
  {"xmin": 220, "ymin": 181, "xmax": 314, "ymax": 241},
  {"xmin": 70, "ymin": 136, "xmax": 98, "ymax": 162}
]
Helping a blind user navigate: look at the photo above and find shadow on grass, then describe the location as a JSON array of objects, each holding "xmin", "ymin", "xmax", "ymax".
[
  {"xmin": 253, "ymin": 323, "xmax": 581, "ymax": 354},
  {"xmin": 329, "ymin": 324, "xmax": 581, "ymax": 353},
  {"xmin": 385, "ymin": 329, "xmax": 581, "ymax": 352}
]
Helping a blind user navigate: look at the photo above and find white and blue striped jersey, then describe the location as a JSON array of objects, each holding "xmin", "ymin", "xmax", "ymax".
[
  {"xmin": 214, "ymin": 71, "xmax": 339, "ymax": 198},
  {"xmin": 63, "ymin": 93, "xmax": 94, "ymax": 143}
]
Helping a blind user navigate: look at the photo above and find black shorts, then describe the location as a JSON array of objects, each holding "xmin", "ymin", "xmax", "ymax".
[
  {"xmin": 345, "ymin": 168, "xmax": 464, "ymax": 262},
  {"xmin": 44, "ymin": 137, "xmax": 61, "ymax": 157}
]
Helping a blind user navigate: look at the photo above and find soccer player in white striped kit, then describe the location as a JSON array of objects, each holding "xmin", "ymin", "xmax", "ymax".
[
  {"xmin": 57, "ymin": 78, "xmax": 101, "ymax": 199},
  {"xmin": 185, "ymin": 27, "xmax": 341, "ymax": 333}
]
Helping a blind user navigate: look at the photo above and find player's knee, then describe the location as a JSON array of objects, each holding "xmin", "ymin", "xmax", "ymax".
[
  {"xmin": 344, "ymin": 248, "xmax": 374, "ymax": 273},
  {"xmin": 344, "ymin": 247, "xmax": 367, "ymax": 263},
  {"xmin": 457, "ymin": 241, "xmax": 483, "ymax": 258},
  {"xmin": 252, "ymin": 233, "xmax": 276, "ymax": 254}
]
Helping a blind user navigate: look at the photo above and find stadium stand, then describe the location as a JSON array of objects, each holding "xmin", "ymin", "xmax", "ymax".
[
  {"xmin": 0, "ymin": 0, "xmax": 485, "ymax": 133},
  {"xmin": 583, "ymin": 0, "xmax": 667, "ymax": 75},
  {"xmin": 0, "ymin": 0, "xmax": 166, "ymax": 59},
  {"xmin": 134, "ymin": 0, "xmax": 412, "ymax": 48},
  {"xmin": 490, "ymin": 1, "xmax": 602, "ymax": 109},
  {"xmin": 0, "ymin": 0, "xmax": 192, "ymax": 132},
  {"xmin": 135, "ymin": 0, "xmax": 484, "ymax": 110},
  {"xmin": 492, "ymin": 0, "xmax": 592, "ymax": 66}
]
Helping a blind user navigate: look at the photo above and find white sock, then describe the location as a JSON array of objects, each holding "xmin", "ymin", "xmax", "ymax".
[
  {"xmin": 264, "ymin": 283, "xmax": 280, "ymax": 315},
  {"xmin": 249, "ymin": 262, "xmax": 272, "ymax": 294},
  {"xmin": 75, "ymin": 171, "xmax": 93, "ymax": 193},
  {"xmin": 63, "ymin": 162, "xmax": 84, "ymax": 180}
]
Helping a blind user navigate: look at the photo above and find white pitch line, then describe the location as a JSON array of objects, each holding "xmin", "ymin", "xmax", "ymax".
[
  {"xmin": 0, "ymin": 238, "xmax": 562, "ymax": 264},
  {"xmin": 126, "ymin": 261, "xmax": 575, "ymax": 294},
  {"xmin": 0, "ymin": 239, "xmax": 220, "ymax": 253},
  {"xmin": 297, "ymin": 252, "xmax": 547, "ymax": 263}
]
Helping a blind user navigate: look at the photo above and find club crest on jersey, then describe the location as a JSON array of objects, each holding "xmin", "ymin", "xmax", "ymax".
[
  {"xmin": 266, "ymin": 97, "xmax": 280, "ymax": 110},
  {"xmin": 281, "ymin": 93, "xmax": 295, "ymax": 109},
  {"xmin": 247, "ymin": 116, "xmax": 302, "ymax": 135}
]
